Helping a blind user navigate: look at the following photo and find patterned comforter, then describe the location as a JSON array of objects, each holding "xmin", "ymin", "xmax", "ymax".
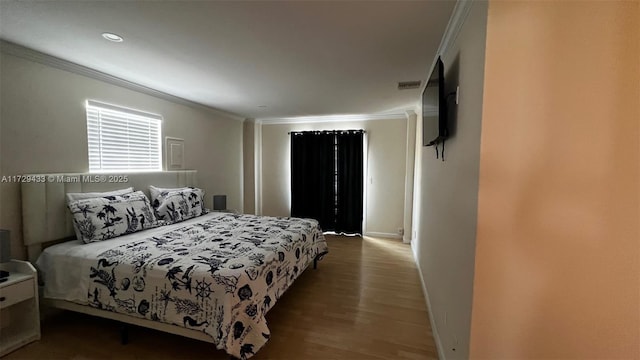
[{"xmin": 85, "ymin": 213, "xmax": 328, "ymax": 359}]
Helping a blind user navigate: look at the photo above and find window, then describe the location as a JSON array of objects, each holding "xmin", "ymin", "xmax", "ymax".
[{"xmin": 86, "ymin": 100, "xmax": 162, "ymax": 172}]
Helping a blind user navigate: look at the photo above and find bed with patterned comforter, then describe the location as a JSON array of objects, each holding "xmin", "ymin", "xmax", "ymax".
[{"xmin": 36, "ymin": 212, "xmax": 328, "ymax": 359}]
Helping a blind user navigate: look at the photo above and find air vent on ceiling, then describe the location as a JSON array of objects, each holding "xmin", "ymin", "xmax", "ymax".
[{"xmin": 397, "ymin": 81, "xmax": 422, "ymax": 90}]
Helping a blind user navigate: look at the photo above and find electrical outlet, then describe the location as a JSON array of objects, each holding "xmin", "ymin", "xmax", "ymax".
[
  {"xmin": 413, "ymin": 230, "xmax": 417, "ymax": 238},
  {"xmin": 397, "ymin": 228, "xmax": 404, "ymax": 236}
]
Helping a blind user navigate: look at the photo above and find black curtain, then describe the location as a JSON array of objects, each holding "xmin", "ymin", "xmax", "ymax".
[
  {"xmin": 336, "ymin": 132, "xmax": 363, "ymax": 234},
  {"xmin": 291, "ymin": 130, "xmax": 363, "ymax": 234},
  {"xmin": 291, "ymin": 132, "xmax": 336, "ymax": 229}
]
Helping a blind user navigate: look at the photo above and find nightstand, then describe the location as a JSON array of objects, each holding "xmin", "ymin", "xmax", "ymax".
[{"xmin": 0, "ymin": 260, "xmax": 40, "ymax": 356}]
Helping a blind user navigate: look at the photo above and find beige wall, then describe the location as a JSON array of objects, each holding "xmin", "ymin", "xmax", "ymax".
[
  {"xmin": 261, "ymin": 118, "xmax": 407, "ymax": 236},
  {"xmin": 0, "ymin": 53, "xmax": 244, "ymax": 260},
  {"xmin": 413, "ymin": 2, "xmax": 488, "ymax": 358},
  {"xmin": 470, "ymin": 1, "xmax": 639, "ymax": 358}
]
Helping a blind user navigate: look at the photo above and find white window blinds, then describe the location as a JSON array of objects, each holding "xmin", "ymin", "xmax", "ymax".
[{"xmin": 86, "ymin": 100, "xmax": 162, "ymax": 172}]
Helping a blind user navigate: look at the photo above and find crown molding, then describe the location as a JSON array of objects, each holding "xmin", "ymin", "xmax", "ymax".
[
  {"xmin": 0, "ymin": 40, "xmax": 246, "ymax": 122},
  {"xmin": 259, "ymin": 112, "xmax": 406, "ymax": 125},
  {"xmin": 243, "ymin": 118, "xmax": 263, "ymax": 126},
  {"xmin": 437, "ymin": 0, "xmax": 473, "ymax": 58},
  {"xmin": 419, "ymin": 0, "xmax": 473, "ymax": 96}
]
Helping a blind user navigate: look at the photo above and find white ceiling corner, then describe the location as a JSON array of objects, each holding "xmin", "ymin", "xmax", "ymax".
[
  {"xmin": 0, "ymin": 1, "xmax": 456, "ymax": 120},
  {"xmin": 0, "ymin": 40, "xmax": 246, "ymax": 122}
]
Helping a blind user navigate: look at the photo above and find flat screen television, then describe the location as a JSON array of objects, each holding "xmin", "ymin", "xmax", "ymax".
[{"xmin": 422, "ymin": 57, "xmax": 447, "ymax": 146}]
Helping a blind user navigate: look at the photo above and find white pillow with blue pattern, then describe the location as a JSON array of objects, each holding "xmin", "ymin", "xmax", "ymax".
[
  {"xmin": 149, "ymin": 186, "xmax": 208, "ymax": 223},
  {"xmin": 68, "ymin": 191, "xmax": 160, "ymax": 243}
]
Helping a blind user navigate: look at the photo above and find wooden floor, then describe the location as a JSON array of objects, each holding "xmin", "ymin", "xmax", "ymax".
[{"xmin": 5, "ymin": 235, "xmax": 437, "ymax": 359}]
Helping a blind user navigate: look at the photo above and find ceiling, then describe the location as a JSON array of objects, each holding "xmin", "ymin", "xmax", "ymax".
[{"xmin": 0, "ymin": 1, "xmax": 455, "ymax": 120}]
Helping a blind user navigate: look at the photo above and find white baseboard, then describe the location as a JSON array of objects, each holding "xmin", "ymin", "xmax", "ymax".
[
  {"xmin": 363, "ymin": 231, "xmax": 402, "ymax": 239},
  {"xmin": 412, "ymin": 242, "xmax": 446, "ymax": 360},
  {"xmin": 402, "ymin": 235, "xmax": 412, "ymax": 243}
]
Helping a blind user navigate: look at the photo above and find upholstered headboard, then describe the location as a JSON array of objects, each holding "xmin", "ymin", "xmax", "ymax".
[{"xmin": 21, "ymin": 171, "xmax": 197, "ymax": 262}]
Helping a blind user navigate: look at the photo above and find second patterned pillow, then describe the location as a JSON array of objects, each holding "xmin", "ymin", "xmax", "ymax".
[{"xmin": 150, "ymin": 186, "xmax": 208, "ymax": 223}]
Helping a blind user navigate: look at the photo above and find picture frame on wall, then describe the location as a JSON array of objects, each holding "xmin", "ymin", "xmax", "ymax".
[{"xmin": 165, "ymin": 137, "xmax": 185, "ymax": 170}]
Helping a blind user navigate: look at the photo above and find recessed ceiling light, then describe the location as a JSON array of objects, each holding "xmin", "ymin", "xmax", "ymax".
[{"xmin": 102, "ymin": 32, "xmax": 124, "ymax": 42}]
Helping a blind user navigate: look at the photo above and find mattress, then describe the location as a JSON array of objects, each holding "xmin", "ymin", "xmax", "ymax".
[{"xmin": 36, "ymin": 212, "xmax": 328, "ymax": 359}]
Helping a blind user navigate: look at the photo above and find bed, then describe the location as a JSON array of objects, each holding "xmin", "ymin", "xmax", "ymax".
[{"xmin": 21, "ymin": 171, "xmax": 328, "ymax": 359}]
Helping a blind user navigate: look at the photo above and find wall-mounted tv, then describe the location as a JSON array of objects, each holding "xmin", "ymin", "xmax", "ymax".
[{"xmin": 422, "ymin": 57, "xmax": 447, "ymax": 146}]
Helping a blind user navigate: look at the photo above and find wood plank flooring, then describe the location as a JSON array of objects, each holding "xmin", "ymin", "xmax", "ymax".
[{"xmin": 4, "ymin": 235, "xmax": 437, "ymax": 359}]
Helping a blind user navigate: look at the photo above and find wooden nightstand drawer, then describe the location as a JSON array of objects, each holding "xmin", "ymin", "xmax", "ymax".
[{"xmin": 0, "ymin": 278, "xmax": 34, "ymax": 309}]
